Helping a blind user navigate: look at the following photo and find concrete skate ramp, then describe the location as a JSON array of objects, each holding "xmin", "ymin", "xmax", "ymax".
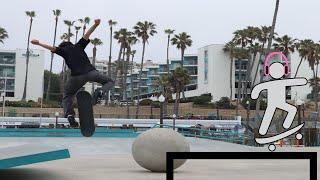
[{"xmin": 0, "ymin": 144, "xmax": 70, "ymax": 169}]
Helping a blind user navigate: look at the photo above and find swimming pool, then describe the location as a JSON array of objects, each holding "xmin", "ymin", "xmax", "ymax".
[{"xmin": 0, "ymin": 128, "xmax": 139, "ymax": 137}]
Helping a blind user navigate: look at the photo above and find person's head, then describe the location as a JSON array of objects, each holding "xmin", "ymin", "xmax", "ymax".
[
  {"xmin": 58, "ymin": 41, "xmax": 74, "ymax": 48},
  {"xmin": 269, "ymin": 62, "xmax": 285, "ymax": 79}
]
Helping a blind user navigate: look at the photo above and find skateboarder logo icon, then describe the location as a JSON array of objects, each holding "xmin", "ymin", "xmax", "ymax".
[{"xmin": 251, "ymin": 52, "xmax": 307, "ymax": 151}]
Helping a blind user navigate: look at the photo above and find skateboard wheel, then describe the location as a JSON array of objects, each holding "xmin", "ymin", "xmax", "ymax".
[{"xmin": 268, "ymin": 144, "xmax": 276, "ymax": 152}]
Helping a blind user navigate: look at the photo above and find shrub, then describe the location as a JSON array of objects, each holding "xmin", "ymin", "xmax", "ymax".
[
  {"xmin": 139, "ymin": 99, "xmax": 152, "ymax": 106},
  {"xmin": 241, "ymin": 98, "xmax": 267, "ymax": 110},
  {"xmin": 192, "ymin": 94, "xmax": 212, "ymax": 105},
  {"xmin": 215, "ymin": 97, "xmax": 236, "ymax": 109}
]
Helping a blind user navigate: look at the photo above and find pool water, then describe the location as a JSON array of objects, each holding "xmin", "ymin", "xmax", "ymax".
[{"xmin": 0, "ymin": 128, "xmax": 139, "ymax": 137}]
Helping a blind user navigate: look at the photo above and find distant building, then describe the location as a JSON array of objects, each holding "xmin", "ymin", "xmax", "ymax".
[
  {"xmin": 86, "ymin": 44, "xmax": 315, "ymax": 103},
  {"xmin": 0, "ymin": 49, "xmax": 45, "ymax": 101}
]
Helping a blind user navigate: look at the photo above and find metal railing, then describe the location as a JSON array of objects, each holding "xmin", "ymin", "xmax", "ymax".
[{"xmin": 152, "ymin": 124, "xmax": 255, "ymax": 146}]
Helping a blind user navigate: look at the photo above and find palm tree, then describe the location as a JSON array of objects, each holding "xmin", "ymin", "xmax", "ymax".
[
  {"xmin": 232, "ymin": 29, "xmax": 250, "ymax": 104},
  {"xmin": 155, "ymin": 74, "xmax": 172, "ymax": 115},
  {"xmin": 90, "ymin": 38, "xmax": 103, "ymax": 95},
  {"xmin": 114, "ymin": 28, "xmax": 132, "ymax": 99},
  {"xmin": 223, "ymin": 41, "xmax": 237, "ymax": 100},
  {"xmin": 123, "ymin": 35, "xmax": 138, "ymax": 118},
  {"xmin": 22, "ymin": 11, "xmax": 36, "ymax": 101},
  {"xmin": 45, "ymin": 9, "xmax": 61, "ymax": 101},
  {"xmin": 273, "ymin": 35, "xmax": 297, "ymax": 57},
  {"xmin": 74, "ymin": 26, "xmax": 81, "ymax": 43},
  {"xmin": 108, "ymin": 20, "xmax": 117, "ymax": 77},
  {"xmin": 255, "ymin": 0, "xmax": 280, "ymax": 118},
  {"xmin": 63, "ymin": 20, "xmax": 75, "ymax": 42},
  {"xmin": 133, "ymin": 21, "xmax": 157, "ymax": 118},
  {"xmin": 0, "ymin": 27, "xmax": 8, "ymax": 44},
  {"xmin": 78, "ymin": 17, "xmax": 90, "ymax": 36},
  {"xmin": 305, "ymin": 42, "xmax": 320, "ymax": 112},
  {"xmin": 252, "ymin": 26, "xmax": 272, "ymax": 86},
  {"xmin": 164, "ymin": 29, "xmax": 175, "ymax": 74},
  {"xmin": 130, "ymin": 50, "xmax": 136, "ymax": 102},
  {"xmin": 170, "ymin": 67, "xmax": 190, "ymax": 116},
  {"xmin": 295, "ymin": 39, "xmax": 313, "ymax": 78},
  {"xmin": 171, "ymin": 32, "xmax": 193, "ymax": 67},
  {"xmin": 106, "ymin": 20, "xmax": 117, "ymax": 105},
  {"xmin": 60, "ymin": 33, "xmax": 74, "ymax": 41}
]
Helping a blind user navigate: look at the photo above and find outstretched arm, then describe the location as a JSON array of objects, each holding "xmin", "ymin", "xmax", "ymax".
[
  {"xmin": 251, "ymin": 83, "xmax": 267, "ymax": 100},
  {"xmin": 31, "ymin": 39, "xmax": 56, "ymax": 52},
  {"xmin": 83, "ymin": 19, "xmax": 100, "ymax": 40},
  {"xmin": 283, "ymin": 78, "xmax": 308, "ymax": 87}
]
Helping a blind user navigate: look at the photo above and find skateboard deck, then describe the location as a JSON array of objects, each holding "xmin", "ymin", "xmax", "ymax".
[
  {"xmin": 255, "ymin": 123, "xmax": 304, "ymax": 144},
  {"xmin": 76, "ymin": 91, "xmax": 95, "ymax": 137}
]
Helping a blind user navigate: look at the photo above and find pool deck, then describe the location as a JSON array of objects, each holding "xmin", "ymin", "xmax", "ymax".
[{"xmin": 0, "ymin": 137, "xmax": 319, "ymax": 180}]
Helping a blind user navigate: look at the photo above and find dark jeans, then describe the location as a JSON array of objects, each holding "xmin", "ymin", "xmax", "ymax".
[{"xmin": 62, "ymin": 70, "xmax": 114, "ymax": 117}]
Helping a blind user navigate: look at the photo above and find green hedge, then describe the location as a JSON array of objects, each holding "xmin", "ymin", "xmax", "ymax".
[{"xmin": 241, "ymin": 98, "xmax": 267, "ymax": 110}]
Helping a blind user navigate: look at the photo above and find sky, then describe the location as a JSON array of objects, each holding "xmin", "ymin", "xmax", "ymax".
[{"xmin": 1, "ymin": 0, "xmax": 320, "ymax": 73}]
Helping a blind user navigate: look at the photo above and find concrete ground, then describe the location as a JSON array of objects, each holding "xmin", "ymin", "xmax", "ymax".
[{"xmin": 0, "ymin": 137, "xmax": 319, "ymax": 180}]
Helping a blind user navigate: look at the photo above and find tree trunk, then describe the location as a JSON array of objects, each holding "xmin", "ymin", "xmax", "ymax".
[
  {"xmin": 130, "ymin": 54, "xmax": 135, "ymax": 102},
  {"xmin": 124, "ymin": 47, "xmax": 131, "ymax": 118},
  {"xmin": 166, "ymin": 35, "xmax": 170, "ymax": 74},
  {"xmin": 229, "ymin": 58, "xmax": 234, "ymax": 99},
  {"xmin": 244, "ymin": 53, "xmax": 257, "ymax": 98},
  {"xmin": 181, "ymin": 49, "xmax": 186, "ymax": 100},
  {"xmin": 135, "ymin": 42, "xmax": 146, "ymax": 118},
  {"xmin": 294, "ymin": 57, "xmax": 304, "ymax": 78},
  {"xmin": 252, "ymin": 43, "xmax": 265, "ymax": 87},
  {"xmin": 236, "ymin": 59, "xmax": 242, "ymax": 116},
  {"xmin": 164, "ymin": 35, "xmax": 171, "ymax": 116},
  {"xmin": 46, "ymin": 17, "xmax": 59, "ymax": 102},
  {"xmin": 22, "ymin": 18, "xmax": 33, "ymax": 101},
  {"xmin": 82, "ymin": 25, "xmax": 86, "ymax": 36},
  {"xmin": 174, "ymin": 89, "xmax": 181, "ymax": 116},
  {"xmin": 107, "ymin": 26, "xmax": 113, "ymax": 105}
]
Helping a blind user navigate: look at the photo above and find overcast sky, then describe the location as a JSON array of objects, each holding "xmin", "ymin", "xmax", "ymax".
[{"xmin": 1, "ymin": 0, "xmax": 319, "ymax": 73}]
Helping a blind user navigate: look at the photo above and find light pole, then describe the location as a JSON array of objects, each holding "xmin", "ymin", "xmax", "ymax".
[
  {"xmin": 296, "ymin": 99, "xmax": 304, "ymax": 145},
  {"xmin": 246, "ymin": 100, "xmax": 250, "ymax": 134},
  {"xmin": 172, "ymin": 114, "xmax": 176, "ymax": 130},
  {"xmin": 54, "ymin": 112, "xmax": 59, "ymax": 128},
  {"xmin": 158, "ymin": 94, "xmax": 165, "ymax": 127}
]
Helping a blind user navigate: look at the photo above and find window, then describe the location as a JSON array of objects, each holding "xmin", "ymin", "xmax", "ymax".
[
  {"xmin": 204, "ymin": 50, "xmax": 208, "ymax": 83},
  {"xmin": 0, "ymin": 53, "xmax": 15, "ymax": 65}
]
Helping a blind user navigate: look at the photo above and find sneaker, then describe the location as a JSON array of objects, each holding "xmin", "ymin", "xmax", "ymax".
[{"xmin": 67, "ymin": 115, "xmax": 79, "ymax": 128}]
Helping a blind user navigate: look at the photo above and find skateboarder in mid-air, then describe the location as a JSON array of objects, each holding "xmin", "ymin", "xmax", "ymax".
[{"xmin": 31, "ymin": 19, "xmax": 115, "ymax": 128}]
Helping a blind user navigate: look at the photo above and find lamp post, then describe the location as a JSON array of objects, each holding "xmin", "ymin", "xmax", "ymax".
[
  {"xmin": 246, "ymin": 100, "xmax": 250, "ymax": 134},
  {"xmin": 172, "ymin": 114, "xmax": 176, "ymax": 130},
  {"xmin": 296, "ymin": 99, "xmax": 304, "ymax": 145},
  {"xmin": 54, "ymin": 112, "xmax": 59, "ymax": 128},
  {"xmin": 158, "ymin": 94, "xmax": 165, "ymax": 127}
]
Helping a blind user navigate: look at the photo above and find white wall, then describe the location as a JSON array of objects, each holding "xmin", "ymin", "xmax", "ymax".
[
  {"xmin": 4, "ymin": 49, "xmax": 45, "ymax": 101},
  {"xmin": 198, "ymin": 44, "xmax": 232, "ymax": 101}
]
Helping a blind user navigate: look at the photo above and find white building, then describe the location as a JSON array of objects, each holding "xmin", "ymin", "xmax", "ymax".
[{"xmin": 0, "ymin": 49, "xmax": 45, "ymax": 101}]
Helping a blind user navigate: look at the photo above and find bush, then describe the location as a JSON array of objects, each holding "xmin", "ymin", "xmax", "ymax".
[
  {"xmin": 0, "ymin": 100, "xmax": 61, "ymax": 108},
  {"xmin": 215, "ymin": 97, "xmax": 236, "ymax": 109},
  {"xmin": 192, "ymin": 94, "xmax": 212, "ymax": 105},
  {"xmin": 139, "ymin": 99, "xmax": 152, "ymax": 106},
  {"xmin": 241, "ymin": 98, "xmax": 267, "ymax": 110}
]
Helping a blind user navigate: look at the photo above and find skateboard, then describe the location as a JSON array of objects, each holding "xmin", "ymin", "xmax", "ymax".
[
  {"xmin": 255, "ymin": 123, "xmax": 304, "ymax": 151},
  {"xmin": 76, "ymin": 91, "xmax": 95, "ymax": 137}
]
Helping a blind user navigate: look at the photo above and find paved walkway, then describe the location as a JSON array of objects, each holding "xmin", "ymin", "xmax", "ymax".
[{"xmin": 0, "ymin": 137, "xmax": 318, "ymax": 180}]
